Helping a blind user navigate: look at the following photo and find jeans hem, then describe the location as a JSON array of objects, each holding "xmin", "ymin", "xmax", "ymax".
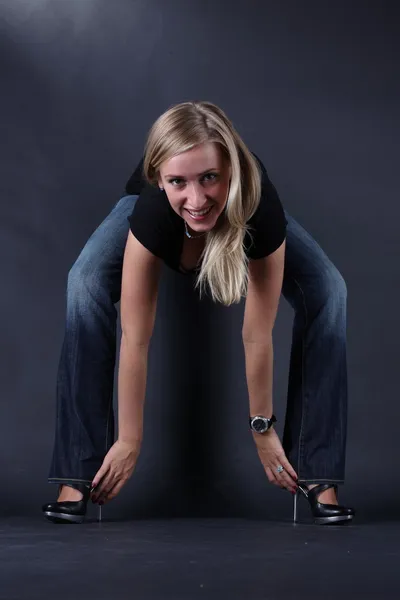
[
  {"xmin": 298, "ymin": 478, "xmax": 345, "ymax": 485},
  {"xmin": 48, "ymin": 478, "xmax": 92, "ymax": 486}
]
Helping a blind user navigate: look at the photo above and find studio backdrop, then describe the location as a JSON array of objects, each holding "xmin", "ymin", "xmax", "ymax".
[{"xmin": 1, "ymin": 0, "xmax": 399, "ymax": 519}]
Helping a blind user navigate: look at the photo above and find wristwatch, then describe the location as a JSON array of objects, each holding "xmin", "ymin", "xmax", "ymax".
[{"xmin": 249, "ymin": 414, "xmax": 277, "ymax": 434}]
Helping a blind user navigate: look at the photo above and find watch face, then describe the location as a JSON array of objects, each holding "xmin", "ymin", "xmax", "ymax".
[{"xmin": 252, "ymin": 417, "xmax": 268, "ymax": 433}]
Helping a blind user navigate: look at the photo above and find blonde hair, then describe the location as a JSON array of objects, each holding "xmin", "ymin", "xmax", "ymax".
[{"xmin": 143, "ymin": 101, "xmax": 261, "ymax": 306}]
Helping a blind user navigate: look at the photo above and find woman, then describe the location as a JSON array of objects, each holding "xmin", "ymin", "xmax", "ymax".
[{"xmin": 43, "ymin": 101, "xmax": 354, "ymax": 525}]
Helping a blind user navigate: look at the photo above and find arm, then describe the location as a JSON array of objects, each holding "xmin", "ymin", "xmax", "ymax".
[
  {"xmin": 118, "ymin": 231, "xmax": 161, "ymax": 444},
  {"xmin": 243, "ymin": 240, "xmax": 286, "ymax": 419},
  {"xmin": 92, "ymin": 231, "xmax": 161, "ymax": 502},
  {"xmin": 243, "ymin": 240, "xmax": 298, "ymax": 491}
]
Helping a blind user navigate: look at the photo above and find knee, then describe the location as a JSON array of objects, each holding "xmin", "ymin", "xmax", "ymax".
[
  {"xmin": 316, "ymin": 263, "xmax": 347, "ymax": 319},
  {"xmin": 325, "ymin": 264, "xmax": 346, "ymax": 302},
  {"xmin": 66, "ymin": 258, "xmax": 107, "ymax": 309}
]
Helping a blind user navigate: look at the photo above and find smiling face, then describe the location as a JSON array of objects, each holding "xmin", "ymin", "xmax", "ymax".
[{"xmin": 158, "ymin": 142, "xmax": 231, "ymax": 235}]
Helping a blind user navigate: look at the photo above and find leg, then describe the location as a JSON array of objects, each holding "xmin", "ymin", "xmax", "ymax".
[
  {"xmin": 282, "ymin": 212, "xmax": 348, "ymax": 485},
  {"xmin": 48, "ymin": 195, "xmax": 138, "ymax": 487}
]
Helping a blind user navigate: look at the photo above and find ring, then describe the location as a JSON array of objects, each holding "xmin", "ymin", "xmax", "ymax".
[{"xmin": 276, "ymin": 465, "xmax": 284, "ymax": 474}]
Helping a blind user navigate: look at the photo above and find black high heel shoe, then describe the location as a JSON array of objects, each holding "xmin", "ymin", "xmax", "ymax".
[
  {"xmin": 42, "ymin": 483, "xmax": 99, "ymax": 524},
  {"xmin": 294, "ymin": 483, "xmax": 354, "ymax": 525}
]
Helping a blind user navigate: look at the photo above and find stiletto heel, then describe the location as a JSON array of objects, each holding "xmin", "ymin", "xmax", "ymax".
[
  {"xmin": 42, "ymin": 483, "xmax": 91, "ymax": 524},
  {"xmin": 293, "ymin": 491, "xmax": 298, "ymax": 523},
  {"xmin": 295, "ymin": 483, "xmax": 354, "ymax": 525}
]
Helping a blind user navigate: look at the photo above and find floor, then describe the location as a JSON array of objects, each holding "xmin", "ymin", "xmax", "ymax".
[{"xmin": 1, "ymin": 513, "xmax": 398, "ymax": 599}]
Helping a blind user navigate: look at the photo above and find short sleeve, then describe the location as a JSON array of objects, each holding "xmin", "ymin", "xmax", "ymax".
[
  {"xmin": 125, "ymin": 159, "xmax": 145, "ymax": 195},
  {"xmin": 244, "ymin": 160, "xmax": 287, "ymax": 259},
  {"xmin": 128, "ymin": 182, "xmax": 177, "ymax": 260}
]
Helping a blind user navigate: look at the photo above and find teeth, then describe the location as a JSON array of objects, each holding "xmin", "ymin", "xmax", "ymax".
[{"xmin": 188, "ymin": 207, "xmax": 211, "ymax": 216}]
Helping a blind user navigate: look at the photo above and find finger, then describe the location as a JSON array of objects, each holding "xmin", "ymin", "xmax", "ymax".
[
  {"xmin": 272, "ymin": 461, "xmax": 296, "ymax": 489},
  {"xmin": 95, "ymin": 477, "xmax": 116, "ymax": 504},
  {"xmin": 273, "ymin": 472, "xmax": 286, "ymax": 489},
  {"xmin": 97, "ymin": 470, "xmax": 125, "ymax": 504},
  {"xmin": 271, "ymin": 464, "xmax": 291, "ymax": 490},
  {"xmin": 279, "ymin": 456, "xmax": 298, "ymax": 483},
  {"xmin": 105, "ymin": 479, "xmax": 126, "ymax": 502},
  {"xmin": 91, "ymin": 465, "xmax": 109, "ymax": 492},
  {"xmin": 265, "ymin": 467, "xmax": 280, "ymax": 486},
  {"xmin": 277, "ymin": 468, "xmax": 297, "ymax": 492},
  {"xmin": 92, "ymin": 472, "xmax": 114, "ymax": 503}
]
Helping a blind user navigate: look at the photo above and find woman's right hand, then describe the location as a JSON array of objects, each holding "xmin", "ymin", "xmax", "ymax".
[{"xmin": 91, "ymin": 439, "xmax": 141, "ymax": 504}]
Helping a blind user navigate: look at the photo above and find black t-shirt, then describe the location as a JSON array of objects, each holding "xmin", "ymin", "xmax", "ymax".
[{"xmin": 126, "ymin": 155, "xmax": 286, "ymax": 274}]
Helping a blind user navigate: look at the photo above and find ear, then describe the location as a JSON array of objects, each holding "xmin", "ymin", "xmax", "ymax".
[{"xmin": 157, "ymin": 174, "xmax": 164, "ymax": 191}]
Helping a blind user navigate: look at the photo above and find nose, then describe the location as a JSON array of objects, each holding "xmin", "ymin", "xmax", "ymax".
[{"xmin": 186, "ymin": 182, "xmax": 207, "ymax": 209}]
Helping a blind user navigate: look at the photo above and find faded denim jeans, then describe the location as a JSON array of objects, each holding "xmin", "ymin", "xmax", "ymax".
[{"xmin": 49, "ymin": 195, "xmax": 347, "ymax": 486}]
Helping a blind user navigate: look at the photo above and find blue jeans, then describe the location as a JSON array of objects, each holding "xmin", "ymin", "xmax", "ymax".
[{"xmin": 48, "ymin": 195, "xmax": 347, "ymax": 486}]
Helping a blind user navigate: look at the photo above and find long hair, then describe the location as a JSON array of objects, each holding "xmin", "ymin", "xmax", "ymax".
[{"xmin": 143, "ymin": 101, "xmax": 261, "ymax": 306}]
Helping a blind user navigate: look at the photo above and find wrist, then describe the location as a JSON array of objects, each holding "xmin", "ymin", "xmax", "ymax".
[
  {"xmin": 118, "ymin": 435, "xmax": 142, "ymax": 448},
  {"xmin": 249, "ymin": 414, "xmax": 276, "ymax": 435}
]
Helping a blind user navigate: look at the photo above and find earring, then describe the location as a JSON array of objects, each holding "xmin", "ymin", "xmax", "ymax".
[{"xmin": 159, "ymin": 186, "xmax": 164, "ymax": 191}]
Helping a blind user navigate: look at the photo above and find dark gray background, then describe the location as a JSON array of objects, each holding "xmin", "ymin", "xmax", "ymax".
[{"xmin": 1, "ymin": 0, "xmax": 399, "ymax": 520}]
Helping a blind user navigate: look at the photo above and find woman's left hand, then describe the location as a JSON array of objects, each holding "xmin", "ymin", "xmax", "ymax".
[{"xmin": 253, "ymin": 429, "xmax": 298, "ymax": 493}]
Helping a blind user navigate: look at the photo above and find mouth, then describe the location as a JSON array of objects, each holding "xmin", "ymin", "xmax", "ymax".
[{"xmin": 186, "ymin": 206, "xmax": 213, "ymax": 221}]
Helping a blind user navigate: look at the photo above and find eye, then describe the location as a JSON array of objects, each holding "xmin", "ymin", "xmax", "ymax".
[
  {"xmin": 202, "ymin": 172, "xmax": 218, "ymax": 182},
  {"xmin": 168, "ymin": 178, "xmax": 185, "ymax": 186}
]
